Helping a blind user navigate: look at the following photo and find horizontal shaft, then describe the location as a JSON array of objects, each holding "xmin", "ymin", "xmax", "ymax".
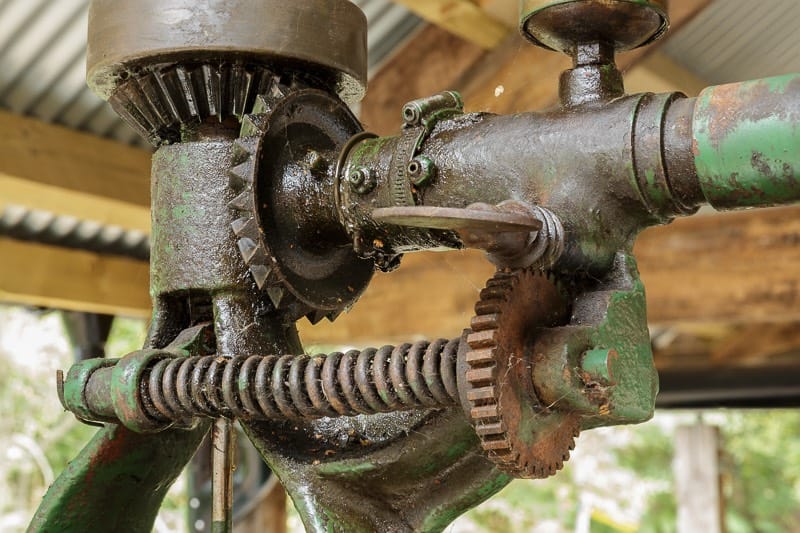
[{"xmin": 79, "ymin": 339, "xmax": 462, "ymax": 426}]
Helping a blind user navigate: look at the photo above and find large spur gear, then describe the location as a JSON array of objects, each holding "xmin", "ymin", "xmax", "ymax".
[
  {"xmin": 228, "ymin": 80, "xmax": 374, "ymax": 323},
  {"xmin": 464, "ymin": 268, "xmax": 581, "ymax": 478}
]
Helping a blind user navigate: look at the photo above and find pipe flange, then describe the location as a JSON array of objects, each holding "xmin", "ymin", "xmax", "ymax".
[{"xmin": 110, "ymin": 349, "xmax": 175, "ymax": 433}]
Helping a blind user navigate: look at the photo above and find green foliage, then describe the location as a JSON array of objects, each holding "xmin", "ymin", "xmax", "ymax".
[
  {"xmin": 465, "ymin": 476, "xmax": 579, "ymax": 532},
  {"xmin": 0, "ymin": 308, "xmax": 96, "ymax": 531},
  {"xmin": 2, "ymin": 307, "xmax": 799, "ymax": 533},
  {"xmin": 106, "ymin": 316, "xmax": 148, "ymax": 356},
  {"xmin": 613, "ymin": 421, "xmax": 677, "ymax": 533},
  {"xmin": 722, "ymin": 411, "xmax": 800, "ymax": 533}
]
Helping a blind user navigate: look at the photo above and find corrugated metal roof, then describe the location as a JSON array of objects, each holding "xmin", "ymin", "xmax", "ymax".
[
  {"xmin": 1, "ymin": 0, "xmax": 798, "ymax": 146},
  {"xmin": 0, "ymin": 0, "xmax": 420, "ymax": 148},
  {"xmin": 663, "ymin": 0, "xmax": 800, "ymax": 85}
]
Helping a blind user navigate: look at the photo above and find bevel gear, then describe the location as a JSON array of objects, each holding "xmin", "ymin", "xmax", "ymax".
[
  {"xmin": 228, "ymin": 79, "xmax": 374, "ymax": 323},
  {"xmin": 464, "ymin": 268, "xmax": 581, "ymax": 478},
  {"xmin": 109, "ymin": 62, "xmax": 281, "ymax": 145}
]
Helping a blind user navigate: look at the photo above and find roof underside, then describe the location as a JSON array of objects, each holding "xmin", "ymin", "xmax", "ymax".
[
  {"xmin": 0, "ymin": 0, "xmax": 798, "ymax": 148},
  {"xmin": 0, "ymin": 0, "xmax": 421, "ymax": 148}
]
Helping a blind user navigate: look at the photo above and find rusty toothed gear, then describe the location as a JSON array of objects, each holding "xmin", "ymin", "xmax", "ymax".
[
  {"xmin": 464, "ymin": 267, "xmax": 581, "ymax": 478},
  {"xmin": 228, "ymin": 79, "xmax": 375, "ymax": 323}
]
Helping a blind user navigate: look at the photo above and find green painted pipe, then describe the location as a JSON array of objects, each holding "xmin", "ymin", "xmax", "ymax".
[{"xmin": 693, "ymin": 73, "xmax": 800, "ymax": 209}]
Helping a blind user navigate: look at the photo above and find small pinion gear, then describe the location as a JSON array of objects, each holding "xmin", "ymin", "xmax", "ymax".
[
  {"xmin": 228, "ymin": 79, "xmax": 373, "ymax": 323},
  {"xmin": 465, "ymin": 268, "xmax": 581, "ymax": 478}
]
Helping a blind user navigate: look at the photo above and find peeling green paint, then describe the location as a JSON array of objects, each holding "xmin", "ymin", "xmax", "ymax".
[
  {"xmin": 694, "ymin": 74, "xmax": 800, "ymax": 209},
  {"xmin": 28, "ymin": 423, "xmax": 209, "ymax": 532},
  {"xmin": 419, "ymin": 472, "xmax": 512, "ymax": 533}
]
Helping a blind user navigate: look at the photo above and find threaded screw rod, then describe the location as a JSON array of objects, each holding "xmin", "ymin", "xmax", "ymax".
[{"xmin": 129, "ymin": 338, "xmax": 461, "ymax": 425}]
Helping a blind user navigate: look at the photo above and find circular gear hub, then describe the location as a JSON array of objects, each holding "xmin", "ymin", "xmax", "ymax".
[
  {"xmin": 464, "ymin": 268, "xmax": 580, "ymax": 478},
  {"xmin": 228, "ymin": 81, "xmax": 374, "ymax": 323}
]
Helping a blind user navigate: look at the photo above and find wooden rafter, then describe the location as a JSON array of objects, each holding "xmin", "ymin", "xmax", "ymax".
[
  {"xmin": 0, "ymin": 238, "xmax": 150, "ymax": 318},
  {"xmin": 300, "ymin": 207, "xmax": 800, "ymax": 345},
  {"xmin": 0, "ymin": 110, "xmax": 151, "ymax": 231},
  {"xmin": 390, "ymin": 0, "xmax": 511, "ymax": 49},
  {"xmin": 2, "ymin": 205, "xmax": 796, "ymax": 345}
]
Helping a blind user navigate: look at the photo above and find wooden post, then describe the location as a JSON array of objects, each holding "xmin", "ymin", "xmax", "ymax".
[
  {"xmin": 674, "ymin": 423, "xmax": 724, "ymax": 533},
  {"xmin": 233, "ymin": 482, "xmax": 287, "ymax": 533}
]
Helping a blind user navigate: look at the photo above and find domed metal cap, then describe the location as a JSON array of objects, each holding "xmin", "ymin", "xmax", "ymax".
[
  {"xmin": 87, "ymin": 0, "xmax": 368, "ymax": 103},
  {"xmin": 520, "ymin": 0, "xmax": 669, "ymax": 55}
]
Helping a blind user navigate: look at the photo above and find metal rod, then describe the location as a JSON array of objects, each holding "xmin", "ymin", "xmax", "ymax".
[{"xmin": 211, "ymin": 418, "xmax": 235, "ymax": 533}]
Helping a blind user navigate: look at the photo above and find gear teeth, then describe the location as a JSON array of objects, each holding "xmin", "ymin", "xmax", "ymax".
[
  {"xmin": 465, "ymin": 347, "xmax": 495, "ymax": 365},
  {"xmin": 237, "ymin": 237, "xmax": 268, "ymax": 266},
  {"xmin": 230, "ymin": 64, "xmax": 251, "ymax": 116},
  {"xmin": 226, "ymin": 83, "xmax": 361, "ymax": 322},
  {"xmin": 228, "ymin": 191, "xmax": 253, "ymax": 212},
  {"xmin": 231, "ymin": 216, "xmax": 258, "ymax": 238},
  {"xmin": 267, "ymin": 81, "xmax": 288, "ymax": 100},
  {"xmin": 108, "ymin": 62, "xmax": 278, "ymax": 145},
  {"xmin": 249, "ymin": 264, "xmax": 272, "ymax": 289},
  {"xmin": 240, "ymin": 114, "xmax": 268, "ymax": 137},
  {"xmin": 230, "ymin": 137, "xmax": 259, "ymax": 166},
  {"xmin": 470, "ymin": 404, "xmax": 500, "ymax": 420},
  {"xmin": 266, "ymin": 286, "xmax": 286, "ymax": 308},
  {"xmin": 466, "ymin": 329, "xmax": 496, "ymax": 348},
  {"xmin": 253, "ymin": 94, "xmax": 271, "ymax": 113},
  {"xmin": 325, "ymin": 310, "xmax": 343, "ymax": 322},
  {"xmin": 197, "ymin": 63, "xmax": 224, "ymax": 118},
  {"xmin": 305, "ymin": 310, "xmax": 328, "ymax": 325},
  {"xmin": 470, "ymin": 313, "xmax": 499, "ymax": 331},
  {"xmin": 467, "ymin": 386, "xmax": 497, "ymax": 403},
  {"xmin": 466, "ymin": 366, "xmax": 495, "ymax": 384},
  {"xmin": 160, "ymin": 65, "xmax": 199, "ymax": 123},
  {"xmin": 465, "ymin": 268, "xmax": 577, "ymax": 479},
  {"xmin": 228, "ymin": 159, "xmax": 255, "ymax": 190},
  {"xmin": 474, "ymin": 421, "xmax": 504, "ymax": 436}
]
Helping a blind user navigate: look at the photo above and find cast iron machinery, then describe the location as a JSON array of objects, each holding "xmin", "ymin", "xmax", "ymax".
[{"xmin": 30, "ymin": 0, "xmax": 800, "ymax": 531}]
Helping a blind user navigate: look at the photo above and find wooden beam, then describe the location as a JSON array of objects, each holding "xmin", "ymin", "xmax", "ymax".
[
  {"xmin": 653, "ymin": 321, "xmax": 800, "ymax": 369},
  {"xmin": 391, "ymin": 1, "xmax": 511, "ymax": 49},
  {"xmin": 710, "ymin": 323, "xmax": 800, "ymax": 364},
  {"xmin": 624, "ymin": 51, "xmax": 708, "ymax": 96},
  {"xmin": 476, "ymin": 0, "xmax": 518, "ymax": 28},
  {"xmin": 0, "ymin": 238, "xmax": 150, "ymax": 318},
  {"xmin": 361, "ymin": 24, "xmax": 486, "ymax": 135},
  {"xmin": 636, "ymin": 205, "xmax": 800, "ymax": 325},
  {"xmin": 302, "ymin": 206, "xmax": 800, "ymax": 345},
  {"xmin": 0, "ymin": 110, "xmax": 151, "ymax": 231}
]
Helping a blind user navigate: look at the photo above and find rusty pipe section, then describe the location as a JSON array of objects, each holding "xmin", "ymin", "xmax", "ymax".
[
  {"xmin": 337, "ymin": 75, "xmax": 800, "ymax": 274},
  {"xmin": 684, "ymin": 73, "xmax": 800, "ymax": 210},
  {"xmin": 340, "ymin": 92, "xmax": 696, "ymax": 274}
]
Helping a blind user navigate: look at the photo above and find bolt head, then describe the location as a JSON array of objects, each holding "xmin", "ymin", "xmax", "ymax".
[
  {"xmin": 348, "ymin": 168, "xmax": 366, "ymax": 186},
  {"xmin": 348, "ymin": 167, "xmax": 376, "ymax": 194},
  {"xmin": 407, "ymin": 156, "xmax": 436, "ymax": 187}
]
